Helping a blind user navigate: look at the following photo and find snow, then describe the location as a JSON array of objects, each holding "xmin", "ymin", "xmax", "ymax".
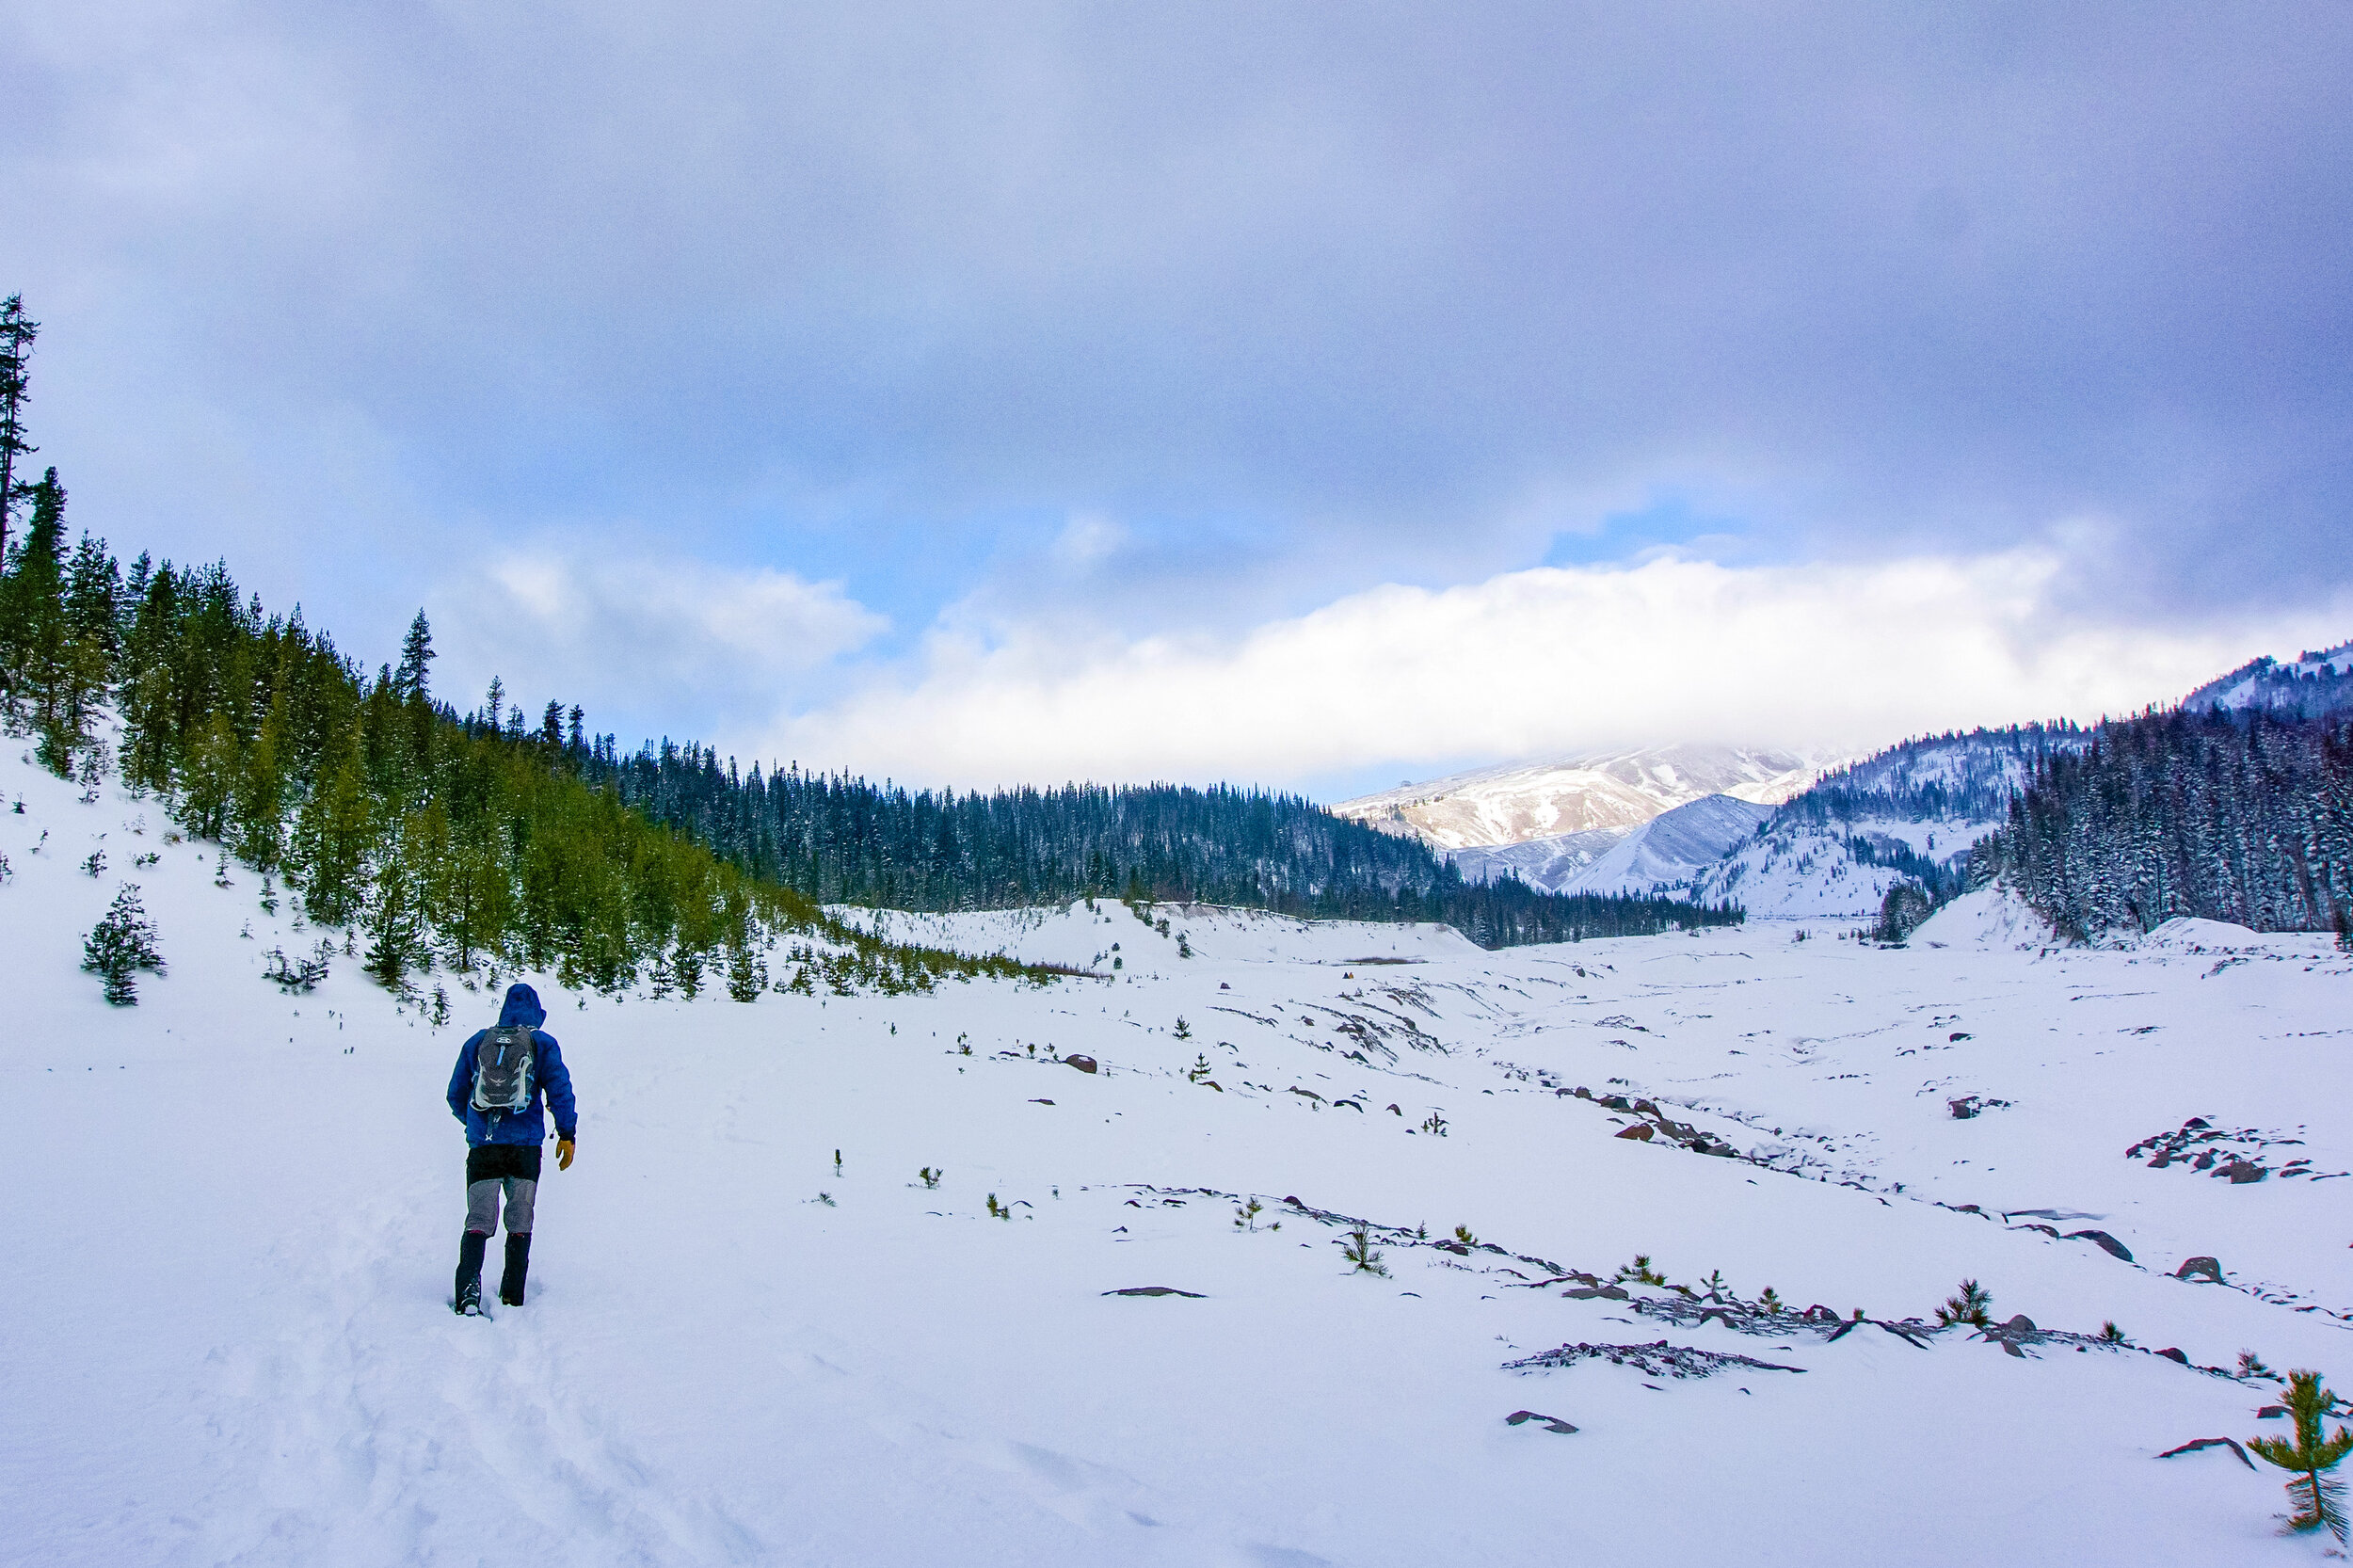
[
  {"xmin": 1911, "ymin": 885, "xmax": 2057, "ymax": 951},
  {"xmin": 1332, "ymin": 744, "xmax": 1839, "ymax": 851},
  {"xmin": 9, "ymin": 738, "xmax": 2353, "ymax": 1566},
  {"xmin": 2183, "ymin": 636, "xmax": 2353, "ymax": 719}
]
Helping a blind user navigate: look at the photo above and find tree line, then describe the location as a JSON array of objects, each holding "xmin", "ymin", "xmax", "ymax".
[
  {"xmin": 0, "ymin": 515, "xmax": 1040, "ymax": 998},
  {"xmin": 558, "ymin": 744, "xmax": 1742, "ymax": 947},
  {"xmin": 1970, "ymin": 706, "xmax": 2353, "ymax": 940}
]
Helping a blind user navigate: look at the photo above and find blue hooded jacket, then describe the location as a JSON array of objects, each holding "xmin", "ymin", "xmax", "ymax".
[{"xmin": 447, "ymin": 984, "xmax": 578, "ymax": 1148}]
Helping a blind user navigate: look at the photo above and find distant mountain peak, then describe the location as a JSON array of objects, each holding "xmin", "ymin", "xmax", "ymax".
[
  {"xmin": 1331, "ymin": 743, "xmax": 1845, "ymax": 851},
  {"xmin": 2180, "ymin": 635, "xmax": 2353, "ymax": 720}
]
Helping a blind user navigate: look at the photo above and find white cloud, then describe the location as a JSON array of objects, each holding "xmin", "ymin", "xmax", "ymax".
[
  {"xmin": 434, "ymin": 551, "xmax": 886, "ymax": 728},
  {"xmin": 750, "ymin": 550, "xmax": 2349, "ymax": 791}
]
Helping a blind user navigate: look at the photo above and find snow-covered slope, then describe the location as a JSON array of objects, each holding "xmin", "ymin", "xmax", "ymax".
[
  {"xmin": 1559, "ymin": 792, "xmax": 1772, "ymax": 897},
  {"xmin": 1689, "ymin": 726, "xmax": 2089, "ymax": 919},
  {"xmin": 1334, "ymin": 744, "xmax": 1835, "ymax": 851},
  {"xmin": 2182, "ymin": 636, "xmax": 2353, "ymax": 720},
  {"xmin": 1449, "ymin": 795, "xmax": 1771, "ymax": 897},
  {"xmin": 1440, "ymin": 826, "xmax": 1628, "ymax": 890},
  {"xmin": 12, "ymin": 736, "xmax": 2353, "ymax": 1568}
]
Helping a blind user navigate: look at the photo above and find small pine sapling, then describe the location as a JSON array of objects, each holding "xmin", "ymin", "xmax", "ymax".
[
  {"xmin": 2249, "ymin": 1370, "xmax": 2353, "ymax": 1543},
  {"xmin": 918, "ymin": 1167, "xmax": 942, "ymax": 1190},
  {"xmin": 80, "ymin": 848, "xmax": 104, "ymax": 876},
  {"xmin": 1235, "ymin": 1197, "xmax": 1264, "ymax": 1233},
  {"xmin": 1612, "ymin": 1254, "xmax": 1668, "ymax": 1288},
  {"xmin": 1188, "ymin": 1054, "xmax": 1213, "ymax": 1083},
  {"xmin": 1176, "ymin": 932, "xmax": 1193, "ymax": 958},
  {"xmin": 2098, "ymin": 1321, "xmax": 2130, "ymax": 1344},
  {"xmin": 1935, "ymin": 1279, "xmax": 1993, "ymax": 1328},
  {"xmin": 2242, "ymin": 1351, "xmax": 2280, "ymax": 1382},
  {"xmin": 1173, "ymin": 1016, "xmax": 1192, "ymax": 1041},
  {"xmin": 1452, "ymin": 1224, "xmax": 1478, "ymax": 1248},
  {"xmin": 214, "ymin": 850, "xmax": 232, "ymax": 888},
  {"xmin": 258, "ymin": 874, "xmax": 278, "ymax": 915},
  {"xmin": 1420, "ymin": 1111, "xmax": 1449, "ymax": 1137},
  {"xmin": 1337, "ymin": 1225, "xmax": 1388, "ymax": 1277},
  {"xmin": 814, "ymin": 1192, "xmax": 836, "ymax": 1207},
  {"xmin": 985, "ymin": 1193, "xmax": 1012, "ymax": 1221},
  {"xmin": 833, "ymin": 1149, "xmax": 843, "ymax": 1176},
  {"xmin": 0, "ymin": 850, "xmax": 10, "ymax": 882},
  {"xmin": 431, "ymin": 986, "xmax": 451, "ymax": 1028},
  {"xmin": 1758, "ymin": 1286, "xmax": 1785, "ymax": 1315},
  {"xmin": 2337, "ymin": 907, "xmax": 2353, "ymax": 954}
]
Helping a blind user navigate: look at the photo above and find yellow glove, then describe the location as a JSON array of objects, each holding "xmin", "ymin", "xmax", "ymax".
[{"xmin": 556, "ymin": 1138, "xmax": 575, "ymax": 1171}]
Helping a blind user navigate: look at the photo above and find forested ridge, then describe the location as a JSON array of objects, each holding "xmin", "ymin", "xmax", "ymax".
[
  {"xmin": 0, "ymin": 501, "xmax": 1732, "ymax": 968},
  {"xmin": 1971, "ymin": 706, "xmax": 2353, "ymax": 940},
  {"xmin": 577, "ymin": 745, "xmax": 1742, "ymax": 946},
  {"xmin": 0, "ymin": 487, "xmax": 1039, "ymax": 997}
]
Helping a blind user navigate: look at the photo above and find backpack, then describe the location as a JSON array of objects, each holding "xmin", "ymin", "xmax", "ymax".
[{"xmin": 471, "ymin": 1024, "xmax": 538, "ymax": 1114}]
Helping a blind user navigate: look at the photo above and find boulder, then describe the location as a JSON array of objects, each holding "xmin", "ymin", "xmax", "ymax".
[
  {"xmin": 1064, "ymin": 1054, "xmax": 1098, "ymax": 1073},
  {"xmin": 2174, "ymin": 1256, "xmax": 2224, "ymax": 1283},
  {"xmin": 2066, "ymin": 1229, "xmax": 2135, "ymax": 1262},
  {"xmin": 2156, "ymin": 1347, "xmax": 2190, "ymax": 1365},
  {"xmin": 1615, "ymin": 1124, "xmax": 1655, "ymax": 1142}
]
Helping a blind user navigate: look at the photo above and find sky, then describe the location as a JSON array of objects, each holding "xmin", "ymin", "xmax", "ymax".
[{"xmin": 5, "ymin": 2, "xmax": 2350, "ymax": 799}]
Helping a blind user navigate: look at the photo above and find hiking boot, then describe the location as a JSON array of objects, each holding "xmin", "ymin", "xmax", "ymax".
[
  {"xmin": 499, "ymin": 1233, "xmax": 532, "ymax": 1306},
  {"xmin": 455, "ymin": 1230, "xmax": 488, "ymax": 1313}
]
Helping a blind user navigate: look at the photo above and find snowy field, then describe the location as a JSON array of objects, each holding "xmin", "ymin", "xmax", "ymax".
[{"xmin": 8, "ymin": 747, "xmax": 2353, "ymax": 1566}]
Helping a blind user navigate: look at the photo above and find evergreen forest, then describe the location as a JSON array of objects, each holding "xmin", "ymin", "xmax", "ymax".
[
  {"xmin": 0, "ymin": 482, "xmax": 1041, "ymax": 997},
  {"xmin": 582, "ymin": 748, "xmax": 1742, "ymax": 946},
  {"xmin": 1970, "ymin": 707, "xmax": 2353, "ymax": 939}
]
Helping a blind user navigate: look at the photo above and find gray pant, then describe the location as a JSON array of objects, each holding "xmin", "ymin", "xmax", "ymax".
[{"xmin": 465, "ymin": 1176, "xmax": 537, "ymax": 1237}]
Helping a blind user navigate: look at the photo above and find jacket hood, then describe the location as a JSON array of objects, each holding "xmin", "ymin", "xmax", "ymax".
[{"xmin": 498, "ymin": 983, "xmax": 547, "ymax": 1030}]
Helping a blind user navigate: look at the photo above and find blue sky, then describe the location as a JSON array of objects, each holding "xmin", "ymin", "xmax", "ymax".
[{"xmin": 6, "ymin": 3, "xmax": 2350, "ymax": 797}]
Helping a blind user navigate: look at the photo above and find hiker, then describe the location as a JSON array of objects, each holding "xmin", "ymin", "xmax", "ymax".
[{"xmin": 445, "ymin": 982, "xmax": 578, "ymax": 1315}]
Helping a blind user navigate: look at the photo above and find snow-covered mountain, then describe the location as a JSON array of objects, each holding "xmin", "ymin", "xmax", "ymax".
[
  {"xmin": 2181, "ymin": 635, "xmax": 2353, "ymax": 719},
  {"xmin": 1333, "ymin": 744, "xmax": 1835, "ymax": 851},
  {"xmin": 1451, "ymin": 794, "xmax": 1771, "ymax": 897},
  {"xmin": 1688, "ymin": 725, "xmax": 2090, "ymax": 919}
]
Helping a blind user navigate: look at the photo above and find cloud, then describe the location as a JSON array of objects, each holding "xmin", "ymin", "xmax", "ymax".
[
  {"xmin": 433, "ymin": 551, "xmax": 886, "ymax": 737},
  {"xmin": 752, "ymin": 550, "xmax": 2349, "ymax": 792},
  {"xmin": 7, "ymin": 0, "xmax": 2350, "ymax": 648}
]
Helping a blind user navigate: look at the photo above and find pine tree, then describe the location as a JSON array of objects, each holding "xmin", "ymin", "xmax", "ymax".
[
  {"xmin": 288, "ymin": 741, "xmax": 373, "ymax": 927},
  {"xmin": 393, "ymin": 610, "xmax": 434, "ymax": 700},
  {"xmin": 0, "ymin": 294, "xmax": 37, "ymax": 559},
  {"xmin": 231, "ymin": 693, "xmax": 289, "ymax": 870},
  {"xmin": 82, "ymin": 884, "xmax": 164, "ymax": 1004},
  {"xmin": 362, "ymin": 815, "xmax": 428, "ymax": 986},
  {"xmin": 180, "ymin": 712, "xmax": 240, "ymax": 840},
  {"xmin": 2250, "ymin": 1370, "xmax": 2353, "ymax": 1542}
]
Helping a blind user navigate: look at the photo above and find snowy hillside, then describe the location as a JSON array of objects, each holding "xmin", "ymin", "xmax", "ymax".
[
  {"xmin": 1438, "ymin": 827, "xmax": 1626, "ymax": 890},
  {"xmin": 1333, "ymin": 744, "xmax": 1834, "ymax": 851},
  {"xmin": 12, "ymin": 738, "xmax": 2353, "ymax": 1567},
  {"xmin": 1689, "ymin": 726, "xmax": 2091, "ymax": 919},
  {"xmin": 1451, "ymin": 795, "xmax": 1769, "ymax": 897},
  {"xmin": 2182, "ymin": 636, "xmax": 2353, "ymax": 720}
]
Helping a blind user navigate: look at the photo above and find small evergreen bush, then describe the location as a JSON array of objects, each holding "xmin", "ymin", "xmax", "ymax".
[
  {"xmin": 1337, "ymin": 1226, "xmax": 1387, "ymax": 1276},
  {"xmin": 82, "ymin": 884, "xmax": 163, "ymax": 1004},
  {"xmin": 1935, "ymin": 1279, "xmax": 1993, "ymax": 1329}
]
